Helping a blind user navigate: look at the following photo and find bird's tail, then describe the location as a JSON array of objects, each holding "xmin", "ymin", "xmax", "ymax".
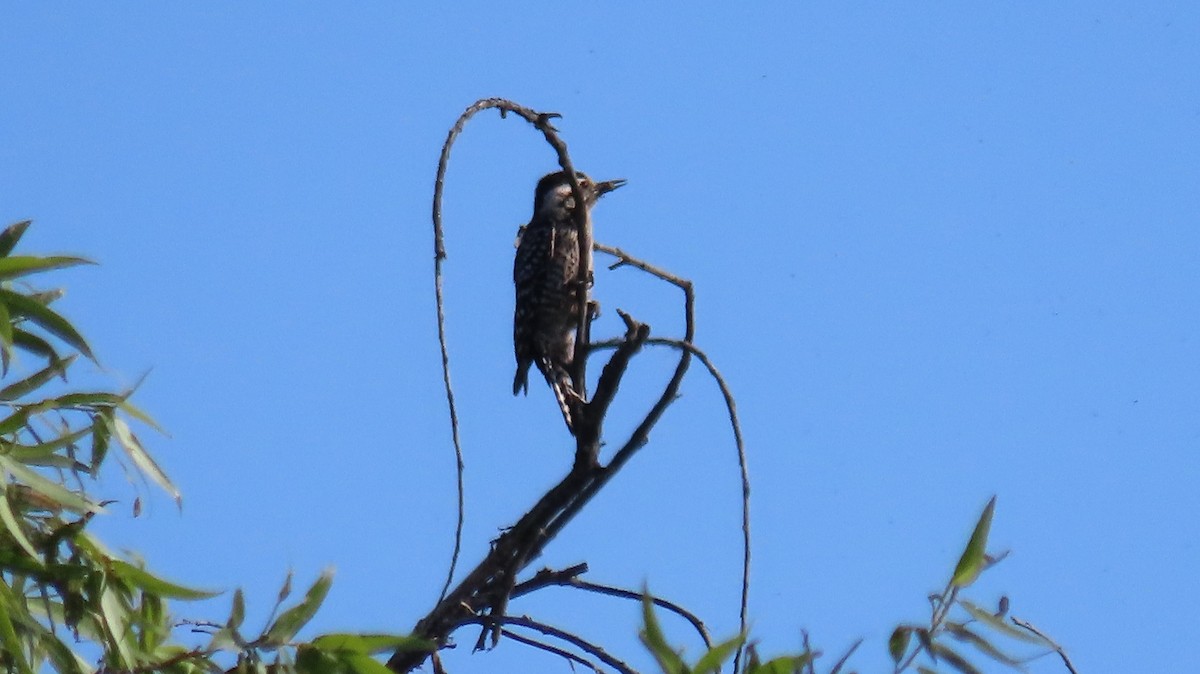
[
  {"xmin": 543, "ymin": 360, "xmax": 577, "ymax": 435},
  {"xmin": 513, "ymin": 359, "xmax": 532, "ymax": 396}
]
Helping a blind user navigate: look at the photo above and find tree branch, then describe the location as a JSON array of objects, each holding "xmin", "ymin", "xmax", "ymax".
[{"xmin": 458, "ymin": 615, "xmax": 640, "ymax": 674}]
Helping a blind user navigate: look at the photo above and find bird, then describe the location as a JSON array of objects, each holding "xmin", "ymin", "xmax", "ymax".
[{"xmin": 512, "ymin": 169, "xmax": 626, "ymax": 433}]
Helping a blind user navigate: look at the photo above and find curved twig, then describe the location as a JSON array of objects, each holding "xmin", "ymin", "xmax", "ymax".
[
  {"xmin": 511, "ymin": 564, "xmax": 712, "ymax": 648},
  {"xmin": 427, "ymin": 98, "xmax": 597, "ymax": 604},
  {"xmin": 590, "ymin": 336, "xmax": 749, "ymax": 648},
  {"xmin": 592, "ymin": 244, "xmax": 751, "ymax": 674},
  {"xmin": 828, "ymin": 639, "xmax": 862, "ymax": 674},
  {"xmin": 1011, "ymin": 617, "xmax": 1078, "ymax": 674},
  {"xmin": 500, "ymin": 629, "xmax": 603, "ymax": 673},
  {"xmin": 457, "ymin": 615, "xmax": 639, "ymax": 674},
  {"xmin": 397, "ymin": 99, "xmax": 709, "ymax": 674}
]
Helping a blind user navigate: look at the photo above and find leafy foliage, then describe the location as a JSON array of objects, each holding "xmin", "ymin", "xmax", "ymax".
[
  {"xmin": 0, "ymin": 221, "xmax": 424, "ymax": 674},
  {"xmin": 0, "ymin": 219, "xmax": 1067, "ymax": 674},
  {"xmin": 640, "ymin": 497, "xmax": 1066, "ymax": 674}
]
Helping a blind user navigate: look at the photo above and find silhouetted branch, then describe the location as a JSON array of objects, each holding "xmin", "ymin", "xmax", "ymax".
[
  {"xmin": 426, "ymin": 97, "xmax": 605, "ymax": 608},
  {"xmin": 593, "ymin": 244, "xmax": 755, "ymax": 674},
  {"xmin": 400, "ymin": 98, "xmax": 726, "ymax": 674},
  {"xmin": 500, "ymin": 629, "xmax": 603, "ymax": 673},
  {"xmin": 1012, "ymin": 617, "xmax": 1078, "ymax": 674},
  {"xmin": 589, "ymin": 334, "xmax": 750, "ymax": 661},
  {"xmin": 512, "ymin": 564, "xmax": 712, "ymax": 649},
  {"xmin": 828, "ymin": 639, "xmax": 862, "ymax": 674},
  {"xmin": 457, "ymin": 615, "xmax": 639, "ymax": 674}
]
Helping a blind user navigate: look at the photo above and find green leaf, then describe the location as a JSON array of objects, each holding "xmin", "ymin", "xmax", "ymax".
[
  {"xmin": 748, "ymin": 654, "xmax": 813, "ymax": 674},
  {"xmin": 296, "ymin": 645, "xmax": 342, "ymax": 674},
  {"xmin": 639, "ymin": 590, "xmax": 687, "ymax": 674},
  {"xmin": 0, "ymin": 354, "xmax": 77, "ymax": 401},
  {"xmin": 888, "ymin": 626, "xmax": 912, "ymax": 664},
  {"xmin": 111, "ymin": 417, "xmax": 181, "ymax": 506},
  {"xmin": 337, "ymin": 651, "xmax": 396, "ymax": 674},
  {"xmin": 1, "ymin": 456, "xmax": 99, "ymax": 513},
  {"xmin": 98, "ymin": 582, "xmax": 136, "ymax": 668},
  {"xmin": 11, "ymin": 328, "xmax": 63, "ymax": 364},
  {"xmin": 0, "ymin": 407, "xmax": 31, "ymax": 436},
  {"xmin": 54, "ymin": 391, "xmax": 128, "ymax": 407},
  {"xmin": 4, "ymin": 426, "xmax": 91, "ymax": 463},
  {"xmin": 0, "ymin": 256, "xmax": 94, "ymax": 281},
  {"xmin": 0, "ymin": 295, "xmax": 13, "ymax": 370},
  {"xmin": 693, "ymin": 633, "xmax": 745, "ymax": 674},
  {"xmin": 0, "ymin": 583, "xmax": 35, "ymax": 674},
  {"xmin": 0, "ymin": 289, "xmax": 95, "ymax": 361},
  {"xmin": 0, "ymin": 487, "xmax": 42, "ymax": 562},
  {"xmin": 945, "ymin": 622, "xmax": 1023, "ymax": 667},
  {"xmin": 228, "ymin": 589, "xmax": 246, "ymax": 629},
  {"xmin": 118, "ymin": 398, "xmax": 167, "ymax": 435},
  {"xmin": 108, "ymin": 559, "xmax": 220, "ymax": 600},
  {"xmin": 958, "ymin": 600, "xmax": 1055, "ymax": 646},
  {"xmin": 312, "ymin": 633, "xmax": 434, "ymax": 656},
  {"xmin": 929, "ymin": 643, "xmax": 983, "ymax": 674},
  {"xmin": 37, "ymin": 630, "xmax": 88, "ymax": 674},
  {"xmin": 0, "ymin": 221, "xmax": 32, "ymax": 258},
  {"xmin": 91, "ymin": 413, "xmax": 110, "ymax": 473},
  {"xmin": 952, "ymin": 496, "xmax": 996, "ymax": 588},
  {"xmin": 265, "ymin": 568, "xmax": 334, "ymax": 644}
]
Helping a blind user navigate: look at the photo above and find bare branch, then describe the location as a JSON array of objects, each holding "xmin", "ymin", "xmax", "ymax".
[
  {"xmin": 589, "ymin": 335, "xmax": 750, "ymax": 663},
  {"xmin": 511, "ymin": 564, "xmax": 712, "ymax": 649},
  {"xmin": 501, "ymin": 629, "xmax": 603, "ymax": 674},
  {"xmin": 1011, "ymin": 617, "xmax": 1079, "ymax": 674},
  {"xmin": 426, "ymin": 97, "xmax": 607, "ymax": 607},
  {"xmin": 458, "ymin": 615, "xmax": 640, "ymax": 674},
  {"xmin": 828, "ymin": 638, "xmax": 862, "ymax": 674},
  {"xmin": 400, "ymin": 99, "xmax": 722, "ymax": 674},
  {"xmin": 593, "ymin": 243, "xmax": 755, "ymax": 674}
]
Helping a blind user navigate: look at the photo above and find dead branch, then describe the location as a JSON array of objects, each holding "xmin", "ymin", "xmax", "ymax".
[
  {"xmin": 589, "ymin": 334, "xmax": 750, "ymax": 660},
  {"xmin": 499, "ymin": 629, "xmax": 603, "ymax": 673},
  {"xmin": 457, "ymin": 615, "xmax": 639, "ymax": 674},
  {"xmin": 592, "ymin": 244, "xmax": 753, "ymax": 674},
  {"xmin": 512, "ymin": 564, "xmax": 712, "ymax": 649},
  {"xmin": 403, "ymin": 98, "xmax": 736, "ymax": 674},
  {"xmin": 427, "ymin": 97, "xmax": 598, "ymax": 607},
  {"xmin": 1011, "ymin": 617, "xmax": 1079, "ymax": 674}
]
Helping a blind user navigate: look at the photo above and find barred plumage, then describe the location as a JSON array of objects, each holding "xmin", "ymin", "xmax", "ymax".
[{"xmin": 513, "ymin": 170, "xmax": 625, "ymax": 434}]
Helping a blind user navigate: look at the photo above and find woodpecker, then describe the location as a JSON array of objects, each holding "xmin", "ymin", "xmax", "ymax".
[{"xmin": 513, "ymin": 170, "xmax": 626, "ymax": 433}]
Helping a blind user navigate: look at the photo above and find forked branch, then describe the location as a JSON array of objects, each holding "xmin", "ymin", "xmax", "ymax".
[{"xmin": 405, "ymin": 98, "xmax": 747, "ymax": 674}]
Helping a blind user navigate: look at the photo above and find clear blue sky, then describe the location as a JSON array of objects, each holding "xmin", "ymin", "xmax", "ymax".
[{"xmin": 3, "ymin": 4, "xmax": 1198, "ymax": 673}]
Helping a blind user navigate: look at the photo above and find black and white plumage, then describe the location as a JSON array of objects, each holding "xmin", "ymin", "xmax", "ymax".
[{"xmin": 513, "ymin": 170, "xmax": 625, "ymax": 433}]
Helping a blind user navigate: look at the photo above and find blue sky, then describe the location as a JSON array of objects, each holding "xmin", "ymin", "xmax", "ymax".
[{"xmin": 3, "ymin": 3, "xmax": 1198, "ymax": 672}]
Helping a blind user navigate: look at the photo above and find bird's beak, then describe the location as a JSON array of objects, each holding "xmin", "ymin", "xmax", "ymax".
[{"xmin": 595, "ymin": 178, "xmax": 627, "ymax": 197}]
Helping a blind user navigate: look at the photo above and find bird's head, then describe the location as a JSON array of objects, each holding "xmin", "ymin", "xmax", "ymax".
[{"xmin": 532, "ymin": 170, "xmax": 626, "ymax": 218}]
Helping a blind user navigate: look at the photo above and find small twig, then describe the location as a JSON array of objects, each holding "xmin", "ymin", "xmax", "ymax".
[
  {"xmin": 828, "ymin": 638, "xmax": 862, "ymax": 674},
  {"xmin": 589, "ymin": 335, "xmax": 750, "ymax": 663},
  {"xmin": 591, "ymin": 245, "xmax": 750, "ymax": 674},
  {"xmin": 1011, "ymin": 617, "xmax": 1078, "ymax": 674},
  {"xmin": 510, "ymin": 562, "xmax": 592, "ymax": 594},
  {"xmin": 568, "ymin": 579, "xmax": 712, "ymax": 650},
  {"xmin": 896, "ymin": 582, "xmax": 958, "ymax": 673},
  {"xmin": 510, "ymin": 564, "xmax": 712, "ymax": 649},
  {"xmin": 800, "ymin": 630, "xmax": 817, "ymax": 674},
  {"xmin": 458, "ymin": 615, "xmax": 639, "ymax": 674},
  {"xmin": 501, "ymin": 628, "xmax": 603, "ymax": 673},
  {"xmin": 431, "ymin": 652, "xmax": 448, "ymax": 674}
]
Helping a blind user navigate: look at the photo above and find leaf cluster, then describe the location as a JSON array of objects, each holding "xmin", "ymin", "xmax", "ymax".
[
  {"xmin": 640, "ymin": 497, "xmax": 1070, "ymax": 674},
  {"xmin": 0, "ymin": 221, "xmax": 422, "ymax": 674}
]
